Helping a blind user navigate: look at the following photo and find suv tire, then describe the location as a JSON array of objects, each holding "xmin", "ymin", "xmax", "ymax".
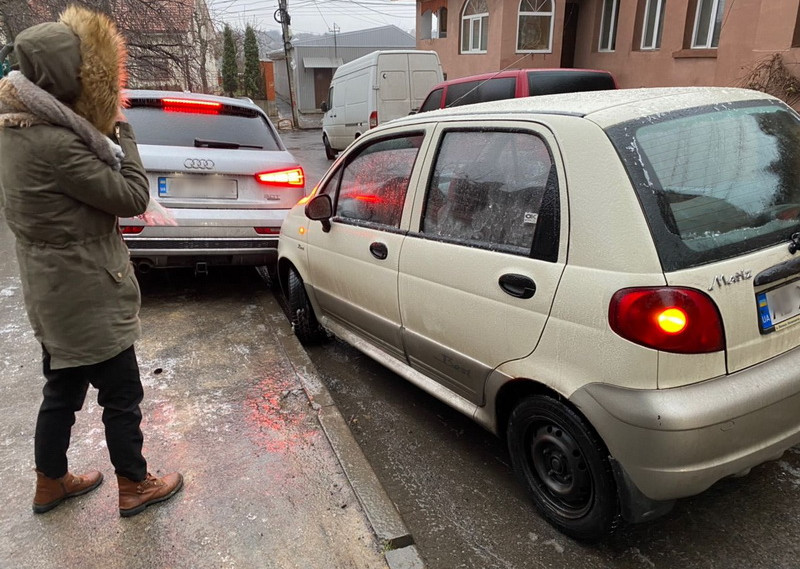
[{"xmin": 507, "ymin": 395, "xmax": 621, "ymax": 541}]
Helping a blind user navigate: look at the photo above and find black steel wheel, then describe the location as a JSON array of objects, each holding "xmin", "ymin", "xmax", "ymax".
[
  {"xmin": 286, "ymin": 267, "xmax": 326, "ymax": 344},
  {"xmin": 323, "ymin": 134, "xmax": 337, "ymax": 160},
  {"xmin": 507, "ymin": 395, "xmax": 620, "ymax": 540}
]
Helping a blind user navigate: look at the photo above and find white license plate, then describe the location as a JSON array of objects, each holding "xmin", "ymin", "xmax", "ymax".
[
  {"xmin": 158, "ymin": 176, "xmax": 238, "ymax": 199},
  {"xmin": 757, "ymin": 278, "xmax": 800, "ymax": 333}
]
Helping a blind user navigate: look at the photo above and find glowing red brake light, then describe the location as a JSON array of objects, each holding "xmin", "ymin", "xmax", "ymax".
[
  {"xmin": 161, "ymin": 98, "xmax": 222, "ymax": 114},
  {"xmin": 608, "ymin": 287, "xmax": 724, "ymax": 354},
  {"xmin": 120, "ymin": 225, "xmax": 144, "ymax": 234},
  {"xmin": 369, "ymin": 111, "xmax": 378, "ymax": 129},
  {"xmin": 255, "ymin": 168, "xmax": 305, "ymax": 187}
]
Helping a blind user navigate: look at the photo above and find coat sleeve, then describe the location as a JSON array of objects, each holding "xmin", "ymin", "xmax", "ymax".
[{"xmin": 54, "ymin": 121, "xmax": 150, "ymax": 217}]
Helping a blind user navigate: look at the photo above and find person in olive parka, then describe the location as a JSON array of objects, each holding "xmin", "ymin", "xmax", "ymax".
[{"xmin": 0, "ymin": 5, "xmax": 182, "ymax": 517}]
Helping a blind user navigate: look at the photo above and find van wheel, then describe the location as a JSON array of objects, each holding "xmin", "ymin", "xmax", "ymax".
[
  {"xmin": 507, "ymin": 395, "xmax": 621, "ymax": 541},
  {"xmin": 323, "ymin": 134, "xmax": 337, "ymax": 160},
  {"xmin": 286, "ymin": 267, "xmax": 326, "ymax": 344}
]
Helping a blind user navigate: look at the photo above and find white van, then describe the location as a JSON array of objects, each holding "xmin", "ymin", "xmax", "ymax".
[{"xmin": 320, "ymin": 50, "xmax": 443, "ymax": 159}]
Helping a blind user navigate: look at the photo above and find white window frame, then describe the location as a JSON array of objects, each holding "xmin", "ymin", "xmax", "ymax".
[
  {"xmin": 691, "ymin": 0, "xmax": 725, "ymax": 49},
  {"xmin": 598, "ymin": 0, "xmax": 619, "ymax": 52},
  {"xmin": 461, "ymin": 0, "xmax": 489, "ymax": 54},
  {"xmin": 641, "ymin": 0, "xmax": 665, "ymax": 50},
  {"xmin": 516, "ymin": 0, "xmax": 555, "ymax": 53}
]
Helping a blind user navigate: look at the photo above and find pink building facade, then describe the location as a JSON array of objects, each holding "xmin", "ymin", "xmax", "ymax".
[{"xmin": 417, "ymin": 0, "xmax": 800, "ymax": 102}]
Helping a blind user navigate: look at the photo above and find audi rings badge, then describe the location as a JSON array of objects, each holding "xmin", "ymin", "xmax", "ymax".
[{"xmin": 184, "ymin": 158, "xmax": 215, "ymax": 170}]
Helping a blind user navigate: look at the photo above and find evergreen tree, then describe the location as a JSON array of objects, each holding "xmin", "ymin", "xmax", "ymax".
[
  {"xmin": 222, "ymin": 24, "xmax": 238, "ymax": 97},
  {"xmin": 243, "ymin": 26, "xmax": 263, "ymax": 99}
]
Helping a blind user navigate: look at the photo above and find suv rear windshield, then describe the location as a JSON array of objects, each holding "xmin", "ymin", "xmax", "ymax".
[
  {"xmin": 608, "ymin": 100, "xmax": 800, "ymax": 271},
  {"xmin": 125, "ymin": 106, "xmax": 282, "ymax": 150}
]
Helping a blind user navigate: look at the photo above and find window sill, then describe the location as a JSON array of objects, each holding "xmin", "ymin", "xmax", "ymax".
[{"xmin": 672, "ymin": 48, "xmax": 717, "ymax": 59}]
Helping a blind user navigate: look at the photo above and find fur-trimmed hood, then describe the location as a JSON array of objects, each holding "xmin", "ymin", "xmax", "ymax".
[{"xmin": 4, "ymin": 5, "xmax": 127, "ymax": 135}]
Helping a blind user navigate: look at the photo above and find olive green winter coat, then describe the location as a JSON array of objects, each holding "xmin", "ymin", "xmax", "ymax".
[{"xmin": 0, "ymin": 7, "xmax": 149, "ymax": 369}]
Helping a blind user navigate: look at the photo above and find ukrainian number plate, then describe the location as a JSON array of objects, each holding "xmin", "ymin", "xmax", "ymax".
[
  {"xmin": 158, "ymin": 176, "xmax": 238, "ymax": 199},
  {"xmin": 757, "ymin": 278, "xmax": 800, "ymax": 333}
]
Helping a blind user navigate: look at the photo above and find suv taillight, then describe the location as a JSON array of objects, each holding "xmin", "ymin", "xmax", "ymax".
[
  {"xmin": 609, "ymin": 287, "xmax": 725, "ymax": 354},
  {"xmin": 369, "ymin": 111, "xmax": 378, "ymax": 129},
  {"xmin": 254, "ymin": 167, "xmax": 305, "ymax": 187}
]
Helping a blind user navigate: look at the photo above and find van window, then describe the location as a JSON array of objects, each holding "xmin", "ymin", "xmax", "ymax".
[
  {"xmin": 445, "ymin": 77, "xmax": 516, "ymax": 108},
  {"xmin": 527, "ymin": 71, "xmax": 616, "ymax": 96},
  {"xmin": 609, "ymin": 100, "xmax": 800, "ymax": 270},
  {"xmin": 421, "ymin": 129, "xmax": 557, "ymax": 256},
  {"xmin": 335, "ymin": 134, "xmax": 425, "ymax": 228}
]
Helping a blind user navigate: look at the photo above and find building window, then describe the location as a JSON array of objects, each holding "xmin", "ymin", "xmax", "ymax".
[
  {"xmin": 439, "ymin": 8, "xmax": 448, "ymax": 38},
  {"xmin": 461, "ymin": 0, "xmax": 489, "ymax": 53},
  {"xmin": 691, "ymin": 0, "xmax": 725, "ymax": 48},
  {"xmin": 641, "ymin": 0, "xmax": 665, "ymax": 49},
  {"xmin": 517, "ymin": 0, "xmax": 554, "ymax": 52},
  {"xmin": 599, "ymin": 0, "xmax": 619, "ymax": 52}
]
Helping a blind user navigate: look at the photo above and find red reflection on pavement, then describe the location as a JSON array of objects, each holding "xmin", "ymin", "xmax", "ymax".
[{"xmin": 244, "ymin": 376, "xmax": 317, "ymax": 454}]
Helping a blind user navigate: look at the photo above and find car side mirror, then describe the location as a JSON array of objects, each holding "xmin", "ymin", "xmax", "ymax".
[
  {"xmin": 305, "ymin": 194, "xmax": 332, "ymax": 232},
  {"xmin": 320, "ymin": 101, "xmax": 329, "ymax": 113}
]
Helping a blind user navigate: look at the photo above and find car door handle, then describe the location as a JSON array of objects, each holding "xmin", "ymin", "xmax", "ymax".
[
  {"xmin": 370, "ymin": 242, "xmax": 388, "ymax": 260},
  {"xmin": 498, "ymin": 274, "xmax": 536, "ymax": 299}
]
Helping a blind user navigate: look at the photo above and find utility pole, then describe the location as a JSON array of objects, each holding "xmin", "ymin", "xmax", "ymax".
[
  {"xmin": 331, "ymin": 23, "xmax": 340, "ymax": 59},
  {"xmin": 275, "ymin": 0, "xmax": 300, "ymax": 128}
]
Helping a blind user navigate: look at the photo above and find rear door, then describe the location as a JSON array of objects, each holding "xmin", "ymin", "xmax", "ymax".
[
  {"xmin": 399, "ymin": 121, "xmax": 567, "ymax": 404},
  {"xmin": 407, "ymin": 53, "xmax": 443, "ymax": 113},
  {"xmin": 124, "ymin": 97, "xmax": 303, "ymax": 226},
  {"xmin": 376, "ymin": 53, "xmax": 411, "ymax": 124},
  {"xmin": 607, "ymin": 99, "xmax": 800, "ymax": 385}
]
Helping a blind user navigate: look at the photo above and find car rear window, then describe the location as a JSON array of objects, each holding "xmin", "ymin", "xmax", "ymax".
[
  {"xmin": 125, "ymin": 106, "xmax": 282, "ymax": 150},
  {"xmin": 527, "ymin": 71, "xmax": 616, "ymax": 96},
  {"xmin": 608, "ymin": 100, "xmax": 800, "ymax": 271},
  {"xmin": 444, "ymin": 77, "xmax": 516, "ymax": 108}
]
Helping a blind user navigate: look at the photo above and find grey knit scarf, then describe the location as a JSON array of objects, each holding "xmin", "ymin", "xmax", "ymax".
[{"xmin": 0, "ymin": 71, "xmax": 123, "ymax": 170}]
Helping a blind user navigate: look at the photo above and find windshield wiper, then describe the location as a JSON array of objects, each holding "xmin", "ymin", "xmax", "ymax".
[{"xmin": 194, "ymin": 138, "xmax": 262, "ymax": 149}]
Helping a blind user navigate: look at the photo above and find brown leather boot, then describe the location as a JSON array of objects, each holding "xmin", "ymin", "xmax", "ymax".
[
  {"xmin": 33, "ymin": 470, "xmax": 104, "ymax": 514},
  {"xmin": 117, "ymin": 472, "xmax": 183, "ymax": 517}
]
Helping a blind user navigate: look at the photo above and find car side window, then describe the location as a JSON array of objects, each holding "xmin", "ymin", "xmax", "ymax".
[
  {"xmin": 334, "ymin": 134, "xmax": 424, "ymax": 228},
  {"xmin": 421, "ymin": 129, "xmax": 557, "ymax": 257},
  {"xmin": 420, "ymin": 88, "xmax": 444, "ymax": 112}
]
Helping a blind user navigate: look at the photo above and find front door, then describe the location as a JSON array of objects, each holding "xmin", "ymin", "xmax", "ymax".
[
  {"xmin": 305, "ymin": 130, "xmax": 427, "ymax": 359},
  {"xmin": 399, "ymin": 123, "xmax": 567, "ymax": 404},
  {"xmin": 314, "ymin": 68, "xmax": 333, "ymax": 109},
  {"xmin": 561, "ymin": 2, "xmax": 579, "ymax": 68}
]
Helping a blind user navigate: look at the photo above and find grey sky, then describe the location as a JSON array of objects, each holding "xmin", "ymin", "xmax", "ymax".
[{"xmin": 210, "ymin": 0, "xmax": 417, "ymax": 35}]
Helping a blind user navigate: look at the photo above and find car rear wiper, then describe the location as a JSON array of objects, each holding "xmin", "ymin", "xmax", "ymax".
[{"xmin": 194, "ymin": 138, "xmax": 263, "ymax": 149}]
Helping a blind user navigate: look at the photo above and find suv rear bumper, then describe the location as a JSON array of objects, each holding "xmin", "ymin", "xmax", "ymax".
[
  {"xmin": 125, "ymin": 236, "xmax": 278, "ymax": 267},
  {"xmin": 570, "ymin": 344, "xmax": 800, "ymax": 503}
]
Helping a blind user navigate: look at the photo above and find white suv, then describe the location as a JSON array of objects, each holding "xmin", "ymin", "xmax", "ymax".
[
  {"xmin": 277, "ymin": 87, "xmax": 800, "ymax": 540},
  {"xmin": 120, "ymin": 90, "xmax": 305, "ymax": 274}
]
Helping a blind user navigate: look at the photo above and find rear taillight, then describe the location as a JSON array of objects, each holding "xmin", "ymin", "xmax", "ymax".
[
  {"xmin": 161, "ymin": 97, "xmax": 222, "ymax": 114},
  {"xmin": 609, "ymin": 287, "xmax": 725, "ymax": 354},
  {"xmin": 369, "ymin": 111, "xmax": 378, "ymax": 129},
  {"xmin": 120, "ymin": 225, "xmax": 144, "ymax": 234},
  {"xmin": 254, "ymin": 167, "xmax": 305, "ymax": 187},
  {"xmin": 254, "ymin": 227, "xmax": 280, "ymax": 235}
]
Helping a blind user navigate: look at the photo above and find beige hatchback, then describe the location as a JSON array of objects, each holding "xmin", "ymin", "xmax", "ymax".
[{"xmin": 277, "ymin": 87, "xmax": 800, "ymax": 540}]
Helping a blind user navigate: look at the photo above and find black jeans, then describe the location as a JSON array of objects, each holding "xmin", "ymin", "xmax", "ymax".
[{"xmin": 36, "ymin": 345, "xmax": 147, "ymax": 481}]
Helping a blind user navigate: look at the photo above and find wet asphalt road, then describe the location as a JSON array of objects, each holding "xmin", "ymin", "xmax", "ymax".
[{"xmin": 285, "ymin": 128, "xmax": 800, "ymax": 569}]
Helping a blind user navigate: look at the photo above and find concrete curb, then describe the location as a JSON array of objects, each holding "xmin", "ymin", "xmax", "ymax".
[{"xmin": 259, "ymin": 288, "xmax": 425, "ymax": 569}]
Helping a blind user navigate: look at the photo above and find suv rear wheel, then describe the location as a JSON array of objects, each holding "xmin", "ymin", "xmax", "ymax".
[
  {"xmin": 507, "ymin": 395, "xmax": 620, "ymax": 540},
  {"xmin": 286, "ymin": 267, "xmax": 326, "ymax": 343}
]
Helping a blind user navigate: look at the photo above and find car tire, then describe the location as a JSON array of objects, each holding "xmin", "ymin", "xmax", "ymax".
[
  {"xmin": 286, "ymin": 267, "xmax": 326, "ymax": 344},
  {"xmin": 507, "ymin": 395, "xmax": 621, "ymax": 541},
  {"xmin": 323, "ymin": 134, "xmax": 337, "ymax": 160}
]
